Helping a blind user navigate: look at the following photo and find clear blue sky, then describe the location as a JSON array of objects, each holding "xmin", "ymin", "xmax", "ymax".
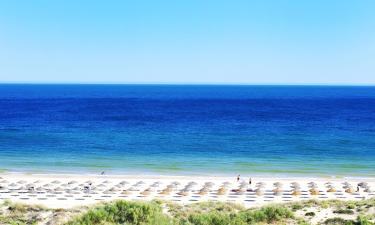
[{"xmin": 0, "ymin": 0, "xmax": 374, "ymax": 84}]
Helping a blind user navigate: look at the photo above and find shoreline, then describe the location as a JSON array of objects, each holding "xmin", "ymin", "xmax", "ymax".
[{"xmin": 1, "ymin": 171, "xmax": 375, "ymax": 180}]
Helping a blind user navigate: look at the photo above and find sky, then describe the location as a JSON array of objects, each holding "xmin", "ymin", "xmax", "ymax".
[{"xmin": 0, "ymin": 0, "xmax": 375, "ymax": 85}]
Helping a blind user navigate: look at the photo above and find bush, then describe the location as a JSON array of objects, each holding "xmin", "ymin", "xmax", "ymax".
[
  {"xmin": 66, "ymin": 200, "xmax": 171, "ymax": 225},
  {"xmin": 305, "ymin": 211, "xmax": 315, "ymax": 217},
  {"xmin": 333, "ymin": 209, "xmax": 355, "ymax": 215}
]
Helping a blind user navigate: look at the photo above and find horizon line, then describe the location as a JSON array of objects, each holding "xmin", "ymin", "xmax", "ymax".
[{"xmin": 0, "ymin": 81, "xmax": 375, "ymax": 87}]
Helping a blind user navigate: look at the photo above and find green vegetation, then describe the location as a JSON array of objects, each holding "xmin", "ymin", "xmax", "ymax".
[
  {"xmin": 305, "ymin": 212, "xmax": 316, "ymax": 217},
  {"xmin": 67, "ymin": 200, "xmax": 294, "ymax": 225},
  {"xmin": 0, "ymin": 198, "xmax": 374, "ymax": 225},
  {"xmin": 333, "ymin": 209, "xmax": 355, "ymax": 215}
]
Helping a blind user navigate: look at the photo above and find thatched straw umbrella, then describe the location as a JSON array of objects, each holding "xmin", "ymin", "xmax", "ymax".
[
  {"xmin": 119, "ymin": 181, "xmax": 129, "ymax": 186},
  {"xmin": 273, "ymin": 187, "xmax": 283, "ymax": 196},
  {"xmin": 140, "ymin": 189, "xmax": 151, "ymax": 196},
  {"xmin": 291, "ymin": 190, "xmax": 301, "ymax": 196},
  {"xmin": 309, "ymin": 188, "xmax": 319, "ymax": 195},
  {"xmin": 109, "ymin": 187, "xmax": 119, "ymax": 192},
  {"xmin": 128, "ymin": 186, "xmax": 138, "ymax": 191},
  {"xmin": 273, "ymin": 182, "xmax": 283, "ymax": 188},
  {"xmin": 204, "ymin": 182, "xmax": 214, "ymax": 188},
  {"xmin": 327, "ymin": 187, "xmax": 336, "ymax": 193},
  {"xmin": 9, "ymin": 183, "xmax": 18, "ymax": 187},
  {"xmin": 36, "ymin": 187, "xmax": 44, "ymax": 192},
  {"xmin": 255, "ymin": 188, "xmax": 264, "ymax": 196},
  {"xmin": 159, "ymin": 188, "xmax": 172, "ymax": 195},
  {"xmin": 177, "ymin": 190, "xmax": 189, "ymax": 196},
  {"xmin": 358, "ymin": 182, "xmax": 368, "ymax": 188},
  {"xmin": 135, "ymin": 181, "xmax": 145, "ymax": 186},
  {"xmin": 171, "ymin": 181, "xmax": 180, "ymax": 186},
  {"xmin": 364, "ymin": 187, "xmax": 372, "ymax": 193},
  {"xmin": 256, "ymin": 182, "xmax": 265, "ymax": 188},
  {"xmin": 54, "ymin": 187, "xmax": 64, "ymax": 193},
  {"xmin": 72, "ymin": 187, "xmax": 81, "ymax": 191},
  {"xmin": 217, "ymin": 187, "xmax": 227, "ymax": 195},
  {"xmin": 325, "ymin": 182, "xmax": 333, "ymax": 186},
  {"xmin": 121, "ymin": 190, "xmax": 131, "ymax": 195},
  {"xmin": 198, "ymin": 188, "xmax": 209, "ymax": 195},
  {"xmin": 345, "ymin": 187, "xmax": 355, "ymax": 194}
]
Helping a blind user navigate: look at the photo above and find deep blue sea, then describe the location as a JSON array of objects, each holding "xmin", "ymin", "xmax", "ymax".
[{"xmin": 0, "ymin": 84, "xmax": 374, "ymax": 177}]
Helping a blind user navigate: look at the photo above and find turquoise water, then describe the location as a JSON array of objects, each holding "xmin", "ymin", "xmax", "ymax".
[{"xmin": 0, "ymin": 85, "xmax": 375, "ymax": 177}]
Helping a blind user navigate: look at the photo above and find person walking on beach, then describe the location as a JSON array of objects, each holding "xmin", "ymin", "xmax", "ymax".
[
  {"xmin": 249, "ymin": 178, "xmax": 252, "ymax": 185},
  {"xmin": 237, "ymin": 175, "xmax": 240, "ymax": 182}
]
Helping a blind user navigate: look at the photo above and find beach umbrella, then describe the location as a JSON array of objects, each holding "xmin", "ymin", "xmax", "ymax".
[
  {"xmin": 177, "ymin": 190, "xmax": 189, "ymax": 196},
  {"xmin": 17, "ymin": 180, "xmax": 27, "ymax": 184},
  {"xmin": 52, "ymin": 180, "xmax": 60, "ymax": 184},
  {"xmin": 188, "ymin": 181, "xmax": 197, "ymax": 186},
  {"xmin": 0, "ymin": 180, "xmax": 9, "ymax": 184},
  {"xmin": 273, "ymin": 182, "xmax": 283, "ymax": 188},
  {"xmin": 217, "ymin": 187, "xmax": 227, "ymax": 195},
  {"xmin": 204, "ymin": 182, "xmax": 214, "ymax": 187},
  {"xmin": 358, "ymin": 182, "xmax": 368, "ymax": 188},
  {"xmin": 54, "ymin": 187, "xmax": 64, "ymax": 192},
  {"xmin": 151, "ymin": 182, "xmax": 161, "ymax": 187},
  {"xmin": 121, "ymin": 190, "xmax": 131, "ymax": 195},
  {"xmin": 198, "ymin": 187, "xmax": 209, "ymax": 195},
  {"xmin": 255, "ymin": 188, "xmax": 264, "ymax": 196},
  {"xmin": 291, "ymin": 190, "xmax": 301, "ymax": 196},
  {"xmin": 325, "ymin": 182, "xmax": 333, "ymax": 186},
  {"xmin": 72, "ymin": 187, "xmax": 81, "ymax": 191},
  {"xmin": 33, "ymin": 180, "xmax": 42, "ymax": 184},
  {"xmin": 36, "ymin": 187, "xmax": 44, "ymax": 192},
  {"xmin": 140, "ymin": 189, "xmax": 151, "ymax": 196},
  {"xmin": 364, "ymin": 187, "xmax": 372, "ymax": 193},
  {"xmin": 345, "ymin": 187, "xmax": 355, "ymax": 194},
  {"xmin": 68, "ymin": 181, "xmax": 78, "ymax": 185},
  {"xmin": 159, "ymin": 188, "xmax": 172, "ymax": 195},
  {"xmin": 309, "ymin": 188, "xmax": 319, "ymax": 195},
  {"xmin": 256, "ymin": 182, "xmax": 265, "ymax": 188},
  {"xmin": 135, "ymin": 181, "xmax": 145, "ymax": 186},
  {"xmin": 171, "ymin": 181, "xmax": 180, "ymax": 186},
  {"xmin": 98, "ymin": 183, "xmax": 106, "ymax": 188},
  {"xmin": 327, "ymin": 187, "xmax": 336, "ymax": 193},
  {"xmin": 102, "ymin": 180, "xmax": 111, "ymax": 184},
  {"xmin": 26, "ymin": 183, "xmax": 35, "ymax": 188},
  {"xmin": 119, "ymin": 181, "xmax": 129, "ymax": 185},
  {"xmin": 128, "ymin": 186, "xmax": 138, "ymax": 191},
  {"xmin": 9, "ymin": 183, "xmax": 18, "ymax": 187},
  {"xmin": 273, "ymin": 188, "xmax": 283, "ymax": 196},
  {"xmin": 109, "ymin": 187, "xmax": 119, "ymax": 192}
]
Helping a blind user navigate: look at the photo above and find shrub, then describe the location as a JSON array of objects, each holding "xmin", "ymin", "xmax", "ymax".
[
  {"xmin": 305, "ymin": 211, "xmax": 315, "ymax": 217},
  {"xmin": 333, "ymin": 209, "xmax": 355, "ymax": 215}
]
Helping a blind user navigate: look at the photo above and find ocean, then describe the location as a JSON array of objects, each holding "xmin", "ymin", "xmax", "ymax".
[{"xmin": 0, "ymin": 84, "xmax": 374, "ymax": 177}]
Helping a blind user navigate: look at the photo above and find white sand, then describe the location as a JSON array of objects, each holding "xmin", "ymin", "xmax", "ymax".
[{"xmin": 0, "ymin": 173, "xmax": 374, "ymax": 209}]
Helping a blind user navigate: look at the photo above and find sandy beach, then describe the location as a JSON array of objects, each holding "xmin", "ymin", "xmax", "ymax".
[{"xmin": 0, "ymin": 173, "xmax": 373, "ymax": 209}]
